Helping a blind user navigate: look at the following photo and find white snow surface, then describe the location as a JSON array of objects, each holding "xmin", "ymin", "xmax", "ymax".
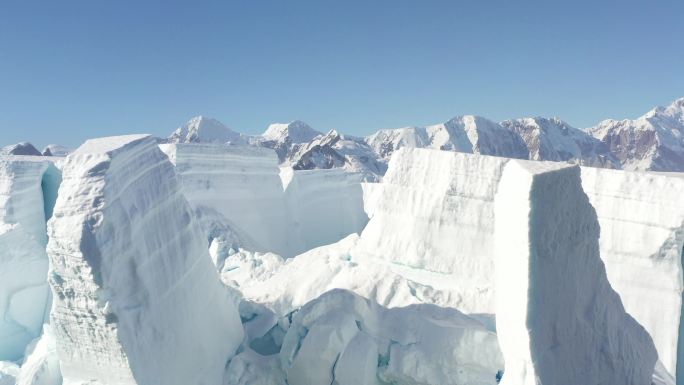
[
  {"xmin": 494, "ymin": 160, "xmax": 657, "ymax": 385},
  {"xmin": 0, "ymin": 156, "xmax": 58, "ymax": 361},
  {"xmin": 47, "ymin": 134, "xmax": 242, "ymax": 385},
  {"xmin": 582, "ymin": 167, "xmax": 684, "ymax": 381}
]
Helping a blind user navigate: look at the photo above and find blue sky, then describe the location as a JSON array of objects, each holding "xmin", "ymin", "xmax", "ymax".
[{"xmin": 1, "ymin": 0, "xmax": 683, "ymax": 149}]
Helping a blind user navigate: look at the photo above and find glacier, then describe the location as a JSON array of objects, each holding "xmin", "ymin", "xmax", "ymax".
[
  {"xmin": 2, "ymin": 115, "xmax": 684, "ymax": 385},
  {"xmin": 46, "ymin": 135, "xmax": 242, "ymax": 385}
]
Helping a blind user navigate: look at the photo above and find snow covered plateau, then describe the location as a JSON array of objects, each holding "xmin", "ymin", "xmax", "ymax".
[{"xmin": 2, "ymin": 99, "xmax": 684, "ymax": 384}]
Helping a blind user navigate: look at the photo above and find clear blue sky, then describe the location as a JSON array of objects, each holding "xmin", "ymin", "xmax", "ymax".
[{"xmin": 1, "ymin": 0, "xmax": 683, "ymax": 149}]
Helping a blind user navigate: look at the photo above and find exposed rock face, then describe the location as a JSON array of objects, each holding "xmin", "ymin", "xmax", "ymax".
[
  {"xmin": 0, "ymin": 143, "xmax": 42, "ymax": 156},
  {"xmin": 46, "ymin": 135, "xmax": 243, "ymax": 385},
  {"xmin": 501, "ymin": 117, "xmax": 619, "ymax": 168},
  {"xmin": 590, "ymin": 98, "xmax": 684, "ymax": 171},
  {"xmin": 494, "ymin": 160, "xmax": 657, "ymax": 385}
]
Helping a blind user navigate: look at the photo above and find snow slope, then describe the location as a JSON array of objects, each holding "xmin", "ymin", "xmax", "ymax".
[
  {"xmin": 0, "ymin": 156, "xmax": 59, "ymax": 361},
  {"xmin": 0, "ymin": 144, "xmax": 42, "ymax": 157},
  {"xmin": 494, "ymin": 160, "xmax": 657, "ymax": 385},
  {"xmin": 582, "ymin": 167, "xmax": 684, "ymax": 382},
  {"xmin": 47, "ymin": 135, "xmax": 242, "ymax": 385},
  {"xmin": 167, "ymin": 116, "xmax": 244, "ymax": 144}
]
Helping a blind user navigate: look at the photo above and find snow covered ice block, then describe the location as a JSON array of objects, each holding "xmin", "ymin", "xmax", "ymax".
[
  {"xmin": 279, "ymin": 289, "xmax": 503, "ymax": 385},
  {"xmin": 494, "ymin": 160, "xmax": 657, "ymax": 385},
  {"xmin": 581, "ymin": 167, "xmax": 684, "ymax": 383},
  {"xmin": 354, "ymin": 147, "xmax": 509, "ymax": 314},
  {"xmin": 0, "ymin": 156, "xmax": 60, "ymax": 361},
  {"xmin": 47, "ymin": 135, "xmax": 243, "ymax": 385}
]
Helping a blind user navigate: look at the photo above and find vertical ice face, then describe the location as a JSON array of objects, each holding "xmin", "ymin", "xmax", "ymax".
[
  {"xmin": 159, "ymin": 143, "xmax": 368, "ymax": 258},
  {"xmin": 0, "ymin": 156, "xmax": 58, "ymax": 361},
  {"xmin": 354, "ymin": 148, "xmax": 509, "ymax": 314},
  {"xmin": 284, "ymin": 168, "xmax": 368, "ymax": 255},
  {"xmin": 159, "ymin": 143, "xmax": 295, "ymax": 256},
  {"xmin": 47, "ymin": 135, "xmax": 242, "ymax": 385},
  {"xmin": 581, "ymin": 167, "xmax": 684, "ymax": 382},
  {"xmin": 494, "ymin": 161, "xmax": 657, "ymax": 385}
]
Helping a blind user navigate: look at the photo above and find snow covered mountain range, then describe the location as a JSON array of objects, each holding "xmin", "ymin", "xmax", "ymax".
[
  {"xmin": 5, "ymin": 97, "xmax": 684, "ymax": 176},
  {"xmin": 160, "ymin": 97, "xmax": 684, "ymax": 176}
]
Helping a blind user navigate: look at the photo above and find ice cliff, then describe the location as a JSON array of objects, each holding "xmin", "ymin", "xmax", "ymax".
[
  {"xmin": 46, "ymin": 135, "xmax": 242, "ymax": 385},
  {"xmin": 494, "ymin": 160, "xmax": 657, "ymax": 385},
  {"xmin": 0, "ymin": 156, "xmax": 60, "ymax": 361},
  {"xmin": 582, "ymin": 167, "xmax": 684, "ymax": 382},
  {"xmin": 160, "ymin": 143, "xmax": 368, "ymax": 258}
]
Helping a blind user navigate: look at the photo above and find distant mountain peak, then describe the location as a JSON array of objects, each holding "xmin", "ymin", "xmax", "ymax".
[
  {"xmin": 262, "ymin": 120, "xmax": 321, "ymax": 144},
  {"xmin": 168, "ymin": 116, "xmax": 242, "ymax": 144},
  {"xmin": 0, "ymin": 142, "xmax": 42, "ymax": 156}
]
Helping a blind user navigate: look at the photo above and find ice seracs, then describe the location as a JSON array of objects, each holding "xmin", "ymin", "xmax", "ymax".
[
  {"xmin": 160, "ymin": 143, "xmax": 368, "ymax": 258},
  {"xmin": 494, "ymin": 160, "xmax": 657, "ymax": 385},
  {"xmin": 0, "ymin": 156, "xmax": 59, "ymax": 361},
  {"xmin": 353, "ymin": 148, "xmax": 509, "ymax": 314},
  {"xmin": 582, "ymin": 167, "xmax": 684, "ymax": 382},
  {"xmin": 279, "ymin": 289, "xmax": 503, "ymax": 385},
  {"xmin": 47, "ymin": 134, "xmax": 242, "ymax": 385}
]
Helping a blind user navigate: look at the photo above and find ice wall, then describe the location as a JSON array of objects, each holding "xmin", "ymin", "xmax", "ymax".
[
  {"xmin": 47, "ymin": 135, "xmax": 242, "ymax": 385},
  {"xmin": 160, "ymin": 144, "xmax": 294, "ymax": 255},
  {"xmin": 582, "ymin": 167, "xmax": 684, "ymax": 382},
  {"xmin": 0, "ymin": 156, "xmax": 59, "ymax": 361},
  {"xmin": 284, "ymin": 168, "xmax": 368, "ymax": 255},
  {"xmin": 160, "ymin": 143, "xmax": 368, "ymax": 258},
  {"xmin": 494, "ymin": 161, "xmax": 657, "ymax": 385},
  {"xmin": 354, "ymin": 148, "xmax": 508, "ymax": 314}
]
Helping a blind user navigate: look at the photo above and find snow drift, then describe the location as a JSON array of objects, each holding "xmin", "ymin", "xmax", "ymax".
[{"xmin": 46, "ymin": 135, "xmax": 242, "ymax": 385}]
